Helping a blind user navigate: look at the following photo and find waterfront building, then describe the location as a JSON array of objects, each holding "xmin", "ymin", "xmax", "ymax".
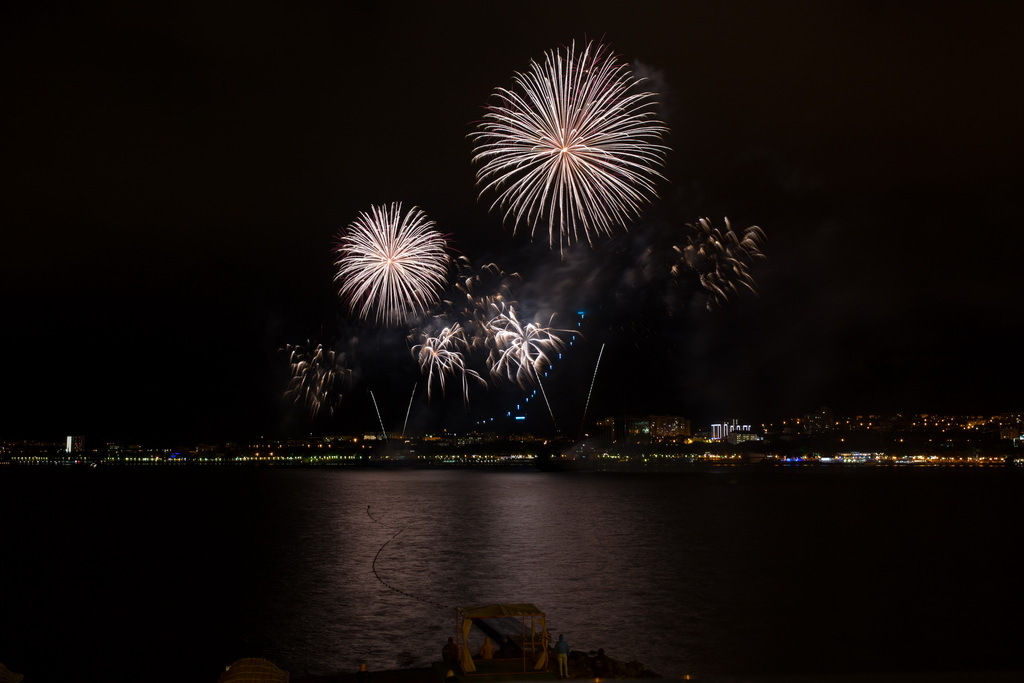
[
  {"xmin": 595, "ymin": 415, "xmax": 691, "ymax": 444},
  {"xmin": 649, "ymin": 415, "xmax": 692, "ymax": 441},
  {"xmin": 727, "ymin": 430, "xmax": 763, "ymax": 445},
  {"xmin": 623, "ymin": 416, "xmax": 653, "ymax": 444},
  {"xmin": 803, "ymin": 407, "xmax": 835, "ymax": 434},
  {"xmin": 711, "ymin": 420, "xmax": 750, "ymax": 441},
  {"xmin": 594, "ymin": 416, "xmax": 615, "ymax": 442}
]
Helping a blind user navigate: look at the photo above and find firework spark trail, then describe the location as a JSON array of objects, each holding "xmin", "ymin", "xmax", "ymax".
[
  {"xmin": 443, "ymin": 260, "xmax": 521, "ymax": 351},
  {"xmin": 283, "ymin": 341, "xmax": 351, "ymax": 419},
  {"xmin": 674, "ymin": 217, "xmax": 766, "ymax": 309},
  {"xmin": 459, "ymin": 263, "xmax": 518, "ymax": 314},
  {"xmin": 334, "ymin": 203, "xmax": 450, "ymax": 326},
  {"xmin": 370, "ymin": 390, "xmax": 388, "ymax": 440},
  {"xmin": 411, "ymin": 324, "xmax": 485, "ymax": 402},
  {"xmin": 486, "ymin": 305, "xmax": 567, "ymax": 389},
  {"xmin": 579, "ymin": 342, "xmax": 605, "ymax": 438},
  {"xmin": 536, "ymin": 375, "xmax": 558, "ymax": 432},
  {"xmin": 472, "ymin": 41, "xmax": 669, "ymax": 251},
  {"xmin": 402, "ymin": 383, "xmax": 417, "ymax": 439}
]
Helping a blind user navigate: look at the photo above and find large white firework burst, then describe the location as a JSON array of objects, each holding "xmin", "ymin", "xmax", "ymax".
[
  {"xmin": 472, "ymin": 41, "xmax": 669, "ymax": 250},
  {"xmin": 674, "ymin": 217, "xmax": 766, "ymax": 309},
  {"xmin": 334, "ymin": 203, "xmax": 450, "ymax": 326}
]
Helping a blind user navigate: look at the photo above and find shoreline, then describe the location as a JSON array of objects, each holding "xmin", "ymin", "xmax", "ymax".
[
  {"xmin": 289, "ymin": 650, "xmax": 663, "ymax": 683},
  {"xmin": 286, "ymin": 665, "xmax": 1024, "ymax": 683},
  {"xmin": 292, "ymin": 666, "xmax": 436, "ymax": 683}
]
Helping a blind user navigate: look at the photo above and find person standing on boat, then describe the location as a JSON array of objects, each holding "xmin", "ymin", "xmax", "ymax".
[
  {"xmin": 498, "ymin": 636, "xmax": 516, "ymax": 659},
  {"xmin": 593, "ymin": 648, "xmax": 609, "ymax": 678},
  {"xmin": 442, "ymin": 637, "xmax": 459, "ymax": 665},
  {"xmin": 555, "ymin": 633, "xmax": 570, "ymax": 679}
]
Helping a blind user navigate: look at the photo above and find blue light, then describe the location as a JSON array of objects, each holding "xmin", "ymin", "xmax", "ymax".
[{"xmin": 515, "ymin": 416, "xmax": 526, "ymax": 421}]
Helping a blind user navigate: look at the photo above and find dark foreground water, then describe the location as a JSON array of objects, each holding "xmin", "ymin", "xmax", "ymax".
[{"xmin": 1, "ymin": 466, "xmax": 1021, "ymax": 682}]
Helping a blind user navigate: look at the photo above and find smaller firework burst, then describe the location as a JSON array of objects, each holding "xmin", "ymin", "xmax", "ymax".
[
  {"xmin": 674, "ymin": 217, "xmax": 766, "ymax": 309},
  {"xmin": 284, "ymin": 341, "xmax": 352, "ymax": 419},
  {"xmin": 444, "ymin": 260, "xmax": 522, "ymax": 351},
  {"xmin": 411, "ymin": 324, "xmax": 485, "ymax": 402},
  {"xmin": 485, "ymin": 305, "xmax": 567, "ymax": 389}
]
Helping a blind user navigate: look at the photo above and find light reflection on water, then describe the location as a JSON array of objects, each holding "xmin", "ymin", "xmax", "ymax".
[
  {"xmin": 1, "ymin": 467, "xmax": 1021, "ymax": 682},
  {"xmin": 257, "ymin": 470, "xmax": 704, "ymax": 677}
]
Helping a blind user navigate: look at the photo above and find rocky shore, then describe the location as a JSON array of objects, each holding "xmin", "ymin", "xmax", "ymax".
[
  {"xmin": 566, "ymin": 649, "xmax": 661, "ymax": 679},
  {"xmin": 291, "ymin": 650, "xmax": 661, "ymax": 683},
  {"xmin": 293, "ymin": 666, "xmax": 435, "ymax": 683}
]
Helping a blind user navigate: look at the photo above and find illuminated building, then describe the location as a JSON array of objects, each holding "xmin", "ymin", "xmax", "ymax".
[
  {"xmin": 803, "ymin": 407, "xmax": 835, "ymax": 434},
  {"xmin": 711, "ymin": 420, "xmax": 750, "ymax": 441},
  {"xmin": 727, "ymin": 430, "xmax": 762, "ymax": 445},
  {"xmin": 649, "ymin": 415, "xmax": 692, "ymax": 441},
  {"xmin": 596, "ymin": 415, "xmax": 691, "ymax": 444}
]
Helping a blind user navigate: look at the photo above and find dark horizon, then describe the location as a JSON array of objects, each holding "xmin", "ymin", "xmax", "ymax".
[
  {"xmin": 5, "ymin": 404, "xmax": 1022, "ymax": 452},
  {"xmin": 4, "ymin": 1, "xmax": 1022, "ymax": 445}
]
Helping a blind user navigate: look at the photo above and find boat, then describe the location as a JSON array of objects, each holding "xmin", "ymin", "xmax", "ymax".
[{"xmin": 443, "ymin": 603, "xmax": 552, "ymax": 679}]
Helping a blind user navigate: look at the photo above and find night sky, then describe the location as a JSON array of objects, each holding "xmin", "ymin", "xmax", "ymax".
[{"xmin": 4, "ymin": 1, "xmax": 1022, "ymax": 445}]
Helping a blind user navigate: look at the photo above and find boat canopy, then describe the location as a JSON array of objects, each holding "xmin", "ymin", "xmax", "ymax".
[
  {"xmin": 459, "ymin": 603, "xmax": 545, "ymax": 619},
  {"xmin": 455, "ymin": 603, "xmax": 549, "ymax": 675}
]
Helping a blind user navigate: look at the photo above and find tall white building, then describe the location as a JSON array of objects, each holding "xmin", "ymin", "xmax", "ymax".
[{"xmin": 712, "ymin": 420, "xmax": 750, "ymax": 441}]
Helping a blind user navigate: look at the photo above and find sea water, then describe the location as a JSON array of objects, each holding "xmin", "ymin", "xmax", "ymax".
[{"xmin": 1, "ymin": 466, "xmax": 1021, "ymax": 682}]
